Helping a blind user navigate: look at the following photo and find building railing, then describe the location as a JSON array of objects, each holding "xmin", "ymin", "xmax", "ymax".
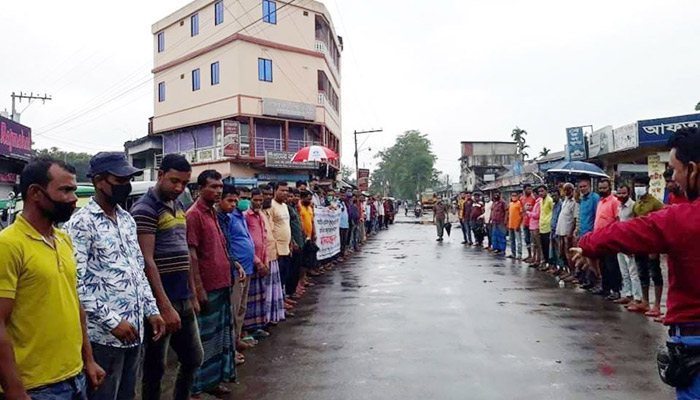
[
  {"xmin": 314, "ymin": 40, "xmax": 341, "ymax": 80},
  {"xmin": 317, "ymin": 91, "xmax": 339, "ymax": 120},
  {"xmin": 254, "ymin": 137, "xmax": 324, "ymax": 157}
]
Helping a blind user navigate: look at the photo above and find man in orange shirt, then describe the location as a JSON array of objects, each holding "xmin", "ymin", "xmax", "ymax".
[
  {"xmin": 297, "ymin": 191, "xmax": 316, "ymax": 279},
  {"xmin": 507, "ymin": 192, "xmax": 523, "ymax": 259}
]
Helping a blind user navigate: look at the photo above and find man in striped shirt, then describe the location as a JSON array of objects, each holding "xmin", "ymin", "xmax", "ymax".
[{"xmin": 132, "ymin": 154, "xmax": 203, "ymax": 400}]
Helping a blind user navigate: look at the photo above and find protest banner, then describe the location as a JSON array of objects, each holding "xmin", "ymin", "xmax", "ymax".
[{"xmin": 314, "ymin": 206, "xmax": 341, "ymax": 261}]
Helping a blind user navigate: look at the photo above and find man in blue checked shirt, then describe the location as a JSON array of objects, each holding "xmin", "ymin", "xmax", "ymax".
[{"xmin": 65, "ymin": 152, "xmax": 165, "ymax": 400}]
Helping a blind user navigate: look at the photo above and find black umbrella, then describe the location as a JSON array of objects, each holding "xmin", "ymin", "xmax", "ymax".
[{"xmin": 444, "ymin": 221, "xmax": 452, "ymax": 236}]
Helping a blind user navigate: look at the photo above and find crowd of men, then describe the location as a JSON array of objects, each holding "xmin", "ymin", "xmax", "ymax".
[
  {"xmin": 446, "ymin": 127, "xmax": 700, "ymax": 399},
  {"xmin": 450, "ymin": 169, "xmax": 685, "ymax": 315},
  {"xmin": 0, "ymin": 151, "xmax": 393, "ymax": 400}
]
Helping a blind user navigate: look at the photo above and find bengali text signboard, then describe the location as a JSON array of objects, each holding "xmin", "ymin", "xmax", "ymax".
[
  {"xmin": 612, "ymin": 122, "xmax": 638, "ymax": 152},
  {"xmin": 358, "ymin": 168, "xmax": 370, "ymax": 191},
  {"xmin": 314, "ymin": 206, "xmax": 341, "ymax": 261},
  {"xmin": 566, "ymin": 127, "xmax": 587, "ymax": 161},
  {"xmin": 222, "ymin": 120, "xmax": 240, "ymax": 157},
  {"xmin": 0, "ymin": 117, "xmax": 32, "ymax": 161},
  {"xmin": 638, "ymin": 113, "xmax": 700, "ymax": 147},
  {"xmin": 648, "ymin": 154, "xmax": 665, "ymax": 202},
  {"xmin": 265, "ymin": 151, "xmax": 315, "ymax": 170}
]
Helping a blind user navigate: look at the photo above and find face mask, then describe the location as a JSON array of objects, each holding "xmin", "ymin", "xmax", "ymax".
[
  {"xmin": 634, "ymin": 186, "xmax": 646, "ymax": 199},
  {"xmin": 107, "ymin": 182, "xmax": 132, "ymax": 205},
  {"xmin": 39, "ymin": 187, "xmax": 75, "ymax": 223},
  {"xmin": 237, "ymin": 199, "xmax": 251, "ymax": 212},
  {"xmin": 327, "ymin": 196, "xmax": 334, "ymax": 202}
]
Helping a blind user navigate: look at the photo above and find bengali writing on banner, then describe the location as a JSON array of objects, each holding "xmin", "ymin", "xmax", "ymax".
[{"xmin": 313, "ymin": 206, "xmax": 341, "ymax": 261}]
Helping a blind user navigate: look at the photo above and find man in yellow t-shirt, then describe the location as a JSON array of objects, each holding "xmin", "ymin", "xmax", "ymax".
[{"xmin": 0, "ymin": 158, "xmax": 104, "ymax": 399}]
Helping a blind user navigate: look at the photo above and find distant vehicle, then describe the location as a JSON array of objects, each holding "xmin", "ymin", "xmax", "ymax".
[{"xmin": 420, "ymin": 190, "xmax": 437, "ymax": 210}]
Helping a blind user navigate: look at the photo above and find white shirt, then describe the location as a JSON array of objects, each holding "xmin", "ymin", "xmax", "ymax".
[
  {"xmin": 483, "ymin": 201, "xmax": 492, "ymax": 222},
  {"xmin": 376, "ymin": 201, "xmax": 385, "ymax": 216}
]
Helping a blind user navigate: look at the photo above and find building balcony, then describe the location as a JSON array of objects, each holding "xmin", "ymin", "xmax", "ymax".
[
  {"xmin": 314, "ymin": 40, "xmax": 341, "ymax": 81},
  {"xmin": 317, "ymin": 91, "xmax": 340, "ymax": 121},
  {"xmin": 254, "ymin": 137, "xmax": 322, "ymax": 158}
]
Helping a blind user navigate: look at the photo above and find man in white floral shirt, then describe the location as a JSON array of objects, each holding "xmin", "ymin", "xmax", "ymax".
[{"xmin": 65, "ymin": 152, "xmax": 165, "ymax": 400}]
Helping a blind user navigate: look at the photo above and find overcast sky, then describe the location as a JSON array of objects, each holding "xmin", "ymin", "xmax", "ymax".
[{"xmin": 2, "ymin": 0, "xmax": 700, "ymax": 180}]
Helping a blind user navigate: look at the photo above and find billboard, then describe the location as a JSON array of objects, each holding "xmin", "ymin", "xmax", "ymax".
[
  {"xmin": 358, "ymin": 169, "xmax": 370, "ymax": 191},
  {"xmin": 612, "ymin": 122, "xmax": 638, "ymax": 152},
  {"xmin": 0, "ymin": 117, "xmax": 32, "ymax": 161},
  {"xmin": 588, "ymin": 125, "xmax": 613, "ymax": 157},
  {"xmin": 566, "ymin": 127, "xmax": 587, "ymax": 161},
  {"xmin": 638, "ymin": 113, "xmax": 700, "ymax": 147},
  {"xmin": 222, "ymin": 120, "xmax": 240, "ymax": 157},
  {"xmin": 265, "ymin": 151, "xmax": 315, "ymax": 169}
]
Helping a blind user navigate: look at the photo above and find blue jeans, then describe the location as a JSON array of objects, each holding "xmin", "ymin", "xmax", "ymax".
[
  {"xmin": 28, "ymin": 372, "xmax": 87, "ymax": 400},
  {"xmin": 509, "ymin": 229, "xmax": 521, "ymax": 257},
  {"xmin": 90, "ymin": 344, "xmax": 142, "ymax": 400}
]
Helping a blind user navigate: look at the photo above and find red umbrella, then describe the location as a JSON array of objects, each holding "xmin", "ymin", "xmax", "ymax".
[{"xmin": 291, "ymin": 145, "xmax": 339, "ymax": 162}]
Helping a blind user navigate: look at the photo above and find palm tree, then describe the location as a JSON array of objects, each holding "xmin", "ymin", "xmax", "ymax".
[
  {"xmin": 696, "ymin": 101, "xmax": 700, "ymax": 111},
  {"xmin": 539, "ymin": 147, "xmax": 551, "ymax": 159},
  {"xmin": 511, "ymin": 126, "xmax": 529, "ymax": 160}
]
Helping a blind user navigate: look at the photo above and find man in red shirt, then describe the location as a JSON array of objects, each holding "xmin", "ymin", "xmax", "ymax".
[
  {"xmin": 592, "ymin": 179, "xmax": 622, "ymax": 300},
  {"xmin": 571, "ymin": 127, "xmax": 700, "ymax": 398},
  {"xmin": 186, "ymin": 170, "xmax": 234, "ymax": 396},
  {"xmin": 520, "ymin": 184, "xmax": 536, "ymax": 262},
  {"xmin": 665, "ymin": 168, "xmax": 689, "ymax": 205}
]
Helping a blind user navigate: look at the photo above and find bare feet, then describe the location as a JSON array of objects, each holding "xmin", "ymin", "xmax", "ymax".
[{"xmin": 627, "ymin": 302, "xmax": 650, "ymax": 313}]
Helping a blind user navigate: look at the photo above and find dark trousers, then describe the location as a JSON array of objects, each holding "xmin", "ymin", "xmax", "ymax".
[
  {"xmin": 278, "ymin": 256, "xmax": 292, "ymax": 296},
  {"xmin": 461, "ymin": 220, "xmax": 473, "ymax": 244},
  {"xmin": 601, "ymin": 253, "xmax": 623, "ymax": 293},
  {"xmin": 636, "ymin": 254, "xmax": 663, "ymax": 287},
  {"xmin": 539, "ymin": 232, "xmax": 551, "ymax": 263},
  {"xmin": 91, "ymin": 344, "xmax": 142, "ymax": 400},
  {"xmin": 142, "ymin": 299, "xmax": 203, "ymax": 400},
  {"xmin": 486, "ymin": 223, "xmax": 492, "ymax": 247},
  {"xmin": 472, "ymin": 221, "xmax": 485, "ymax": 245},
  {"xmin": 286, "ymin": 250, "xmax": 302, "ymax": 297},
  {"xmin": 340, "ymin": 228, "xmax": 349, "ymax": 254}
]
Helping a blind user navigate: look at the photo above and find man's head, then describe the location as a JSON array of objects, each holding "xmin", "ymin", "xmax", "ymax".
[
  {"xmin": 460, "ymin": 191, "xmax": 467, "ymax": 199},
  {"xmin": 197, "ymin": 169, "xmax": 223, "ymax": 205},
  {"xmin": 664, "ymin": 168, "xmax": 681, "ymax": 195},
  {"xmin": 296, "ymin": 180, "xmax": 307, "ymax": 191},
  {"xmin": 669, "ymin": 127, "xmax": 700, "ymax": 200},
  {"xmin": 327, "ymin": 189, "xmax": 336, "ymax": 202},
  {"xmin": 300, "ymin": 190, "xmax": 313, "ymax": 206},
  {"xmin": 577, "ymin": 177, "xmax": 591, "ymax": 196},
  {"xmin": 493, "ymin": 190, "xmax": 501, "ymax": 201},
  {"xmin": 598, "ymin": 179, "xmax": 612, "ymax": 198},
  {"xmin": 157, "ymin": 154, "xmax": 191, "ymax": 201},
  {"xmin": 510, "ymin": 192, "xmax": 519, "ymax": 202},
  {"xmin": 20, "ymin": 157, "xmax": 78, "ymax": 223},
  {"xmin": 237, "ymin": 186, "xmax": 252, "ymax": 212},
  {"xmin": 550, "ymin": 188, "xmax": 560, "ymax": 202},
  {"xmin": 537, "ymin": 185, "xmax": 547, "ymax": 198},
  {"xmin": 310, "ymin": 177, "xmax": 319, "ymax": 190},
  {"xmin": 87, "ymin": 152, "xmax": 142, "ymax": 206},
  {"xmin": 523, "ymin": 184, "xmax": 533, "ymax": 196},
  {"xmin": 616, "ymin": 185, "xmax": 630, "ymax": 203},
  {"xmin": 563, "ymin": 182, "xmax": 575, "ymax": 198},
  {"xmin": 633, "ymin": 176, "xmax": 650, "ymax": 199},
  {"xmin": 261, "ymin": 184, "xmax": 274, "ymax": 208},
  {"xmin": 219, "ymin": 185, "xmax": 238, "ymax": 213},
  {"xmin": 473, "ymin": 192, "xmax": 482, "ymax": 202},
  {"xmin": 272, "ymin": 181, "xmax": 289, "ymax": 203},
  {"xmin": 251, "ymin": 188, "xmax": 264, "ymax": 211},
  {"xmin": 288, "ymin": 188, "xmax": 299, "ymax": 205},
  {"xmin": 466, "ymin": 192, "xmax": 472, "ymax": 201}
]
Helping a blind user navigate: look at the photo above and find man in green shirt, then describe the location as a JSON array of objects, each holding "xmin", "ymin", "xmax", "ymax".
[{"xmin": 629, "ymin": 176, "xmax": 665, "ymax": 318}]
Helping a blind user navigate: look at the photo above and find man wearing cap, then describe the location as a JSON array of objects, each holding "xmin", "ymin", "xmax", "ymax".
[{"xmin": 65, "ymin": 152, "xmax": 165, "ymax": 400}]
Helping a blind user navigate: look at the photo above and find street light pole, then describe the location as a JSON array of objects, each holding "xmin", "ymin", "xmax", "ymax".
[{"xmin": 353, "ymin": 128, "xmax": 382, "ymax": 185}]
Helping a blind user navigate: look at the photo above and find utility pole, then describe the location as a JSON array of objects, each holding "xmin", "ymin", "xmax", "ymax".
[
  {"xmin": 11, "ymin": 92, "xmax": 52, "ymax": 123},
  {"xmin": 353, "ymin": 128, "xmax": 382, "ymax": 184}
]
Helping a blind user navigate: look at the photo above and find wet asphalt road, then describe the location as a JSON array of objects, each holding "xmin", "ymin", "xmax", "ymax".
[{"xmin": 229, "ymin": 216, "xmax": 674, "ymax": 400}]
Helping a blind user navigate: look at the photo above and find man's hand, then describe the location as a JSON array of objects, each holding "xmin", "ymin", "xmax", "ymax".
[
  {"xmin": 568, "ymin": 247, "xmax": 590, "ymax": 269},
  {"xmin": 110, "ymin": 320, "xmax": 139, "ymax": 345},
  {"xmin": 148, "ymin": 315, "xmax": 166, "ymax": 341},
  {"xmin": 4, "ymin": 389, "xmax": 30, "ymax": 400},
  {"xmin": 160, "ymin": 303, "xmax": 182, "ymax": 333},
  {"xmin": 191, "ymin": 298, "xmax": 201, "ymax": 315},
  {"xmin": 196, "ymin": 287, "xmax": 209, "ymax": 310},
  {"xmin": 235, "ymin": 262, "xmax": 247, "ymax": 283},
  {"xmin": 85, "ymin": 360, "xmax": 106, "ymax": 389}
]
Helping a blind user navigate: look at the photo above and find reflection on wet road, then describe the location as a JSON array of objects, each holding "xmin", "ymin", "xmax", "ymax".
[{"xmin": 231, "ymin": 218, "xmax": 673, "ymax": 400}]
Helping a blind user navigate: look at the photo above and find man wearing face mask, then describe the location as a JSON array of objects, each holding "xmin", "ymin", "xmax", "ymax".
[
  {"xmin": 65, "ymin": 152, "xmax": 164, "ymax": 400},
  {"xmin": 217, "ymin": 185, "xmax": 255, "ymax": 358},
  {"xmin": 571, "ymin": 127, "xmax": 700, "ymax": 398},
  {"xmin": 0, "ymin": 157, "xmax": 106, "ymax": 400}
]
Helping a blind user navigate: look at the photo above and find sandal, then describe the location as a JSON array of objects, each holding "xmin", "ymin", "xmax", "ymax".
[{"xmin": 206, "ymin": 384, "xmax": 232, "ymax": 396}]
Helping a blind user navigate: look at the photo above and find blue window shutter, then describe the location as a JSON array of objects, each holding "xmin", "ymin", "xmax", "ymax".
[
  {"xmin": 192, "ymin": 69, "xmax": 200, "ymax": 91},
  {"xmin": 191, "ymin": 14, "xmax": 199, "ymax": 36},
  {"xmin": 263, "ymin": 1, "xmax": 269, "ymax": 22},
  {"xmin": 258, "ymin": 58, "xmax": 264, "ymax": 81},
  {"xmin": 270, "ymin": 1, "xmax": 277, "ymax": 24},
  {"xmin": 215, "ymin": 1, "xmax": 224, "ymax": 25},
  {"xmin": 211, "ymin": 62, "xmax": 219, "ymax": 85},
  {"xmin": 157, "ymin": 32, "xmax": 164, "ymax": 52},
  {"xmin": 158, "ymin": 82, "xmax": 165, "ymax": 102},
  {"xmin": 266, "ymin": 59, "xmax": 272, "ymax": 81}
]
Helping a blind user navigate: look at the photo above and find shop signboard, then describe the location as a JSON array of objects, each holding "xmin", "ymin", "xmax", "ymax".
[
  {"xmin": 257, "ymin": 173, "xmax": 309, "ymax": 182},
  {"xmin": 638, "ymin": 113, "xmax": 700, "ymax": 147},
  {"xmin": 647, "ymin": 154, "xmax": 665, "ymax": 202},
  {"xmin": 566, "ymin": 127, "xmax": 587, "ymax": 161},
  {"xmin": 262, "ymin": 98, "xmax": 316, "ymax": 121},
  {"xmin": 0, "ymin": 117, "xmax": 32, "ymax": 161},
  {"xmin": 222, "ymin": 120, "xmax": 240, "ymax": 157},
  {"xmin": 358, "ymin": 169, "xmax": 370, "ymax": 191},
  {"xmin": 612, "ymin": 122, "xmax": 638, "ymax": 152},
  {"xmin": 588, "ymin": 125, "xmax": 613, "ymax": 158},
  {"xmin": 265, "ymin": 151, "xmax": 315, "ymax": 170}
]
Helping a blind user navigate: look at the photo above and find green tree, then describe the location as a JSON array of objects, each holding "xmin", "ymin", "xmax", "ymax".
[
  {"xmin": 370, "ymin": 130, "xmax": 439, "ymax": 199},
  {"xmin": 511, "ymin": 126, "xmax": 529, "ymax": 159},
  {"xmin": 32, "ymin": 147, "xmax": 93, "ymax": 183},
  {"xmin": 539, "ymin": 147, "xmax": 551, "ymax": 158},
  {"xmin": 696, "ymin": 101, "xmax": 700, "ymax": 111},
  {"xmin": 341, "ymin": 164, "xmax": 356, "ymax": 185}
]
